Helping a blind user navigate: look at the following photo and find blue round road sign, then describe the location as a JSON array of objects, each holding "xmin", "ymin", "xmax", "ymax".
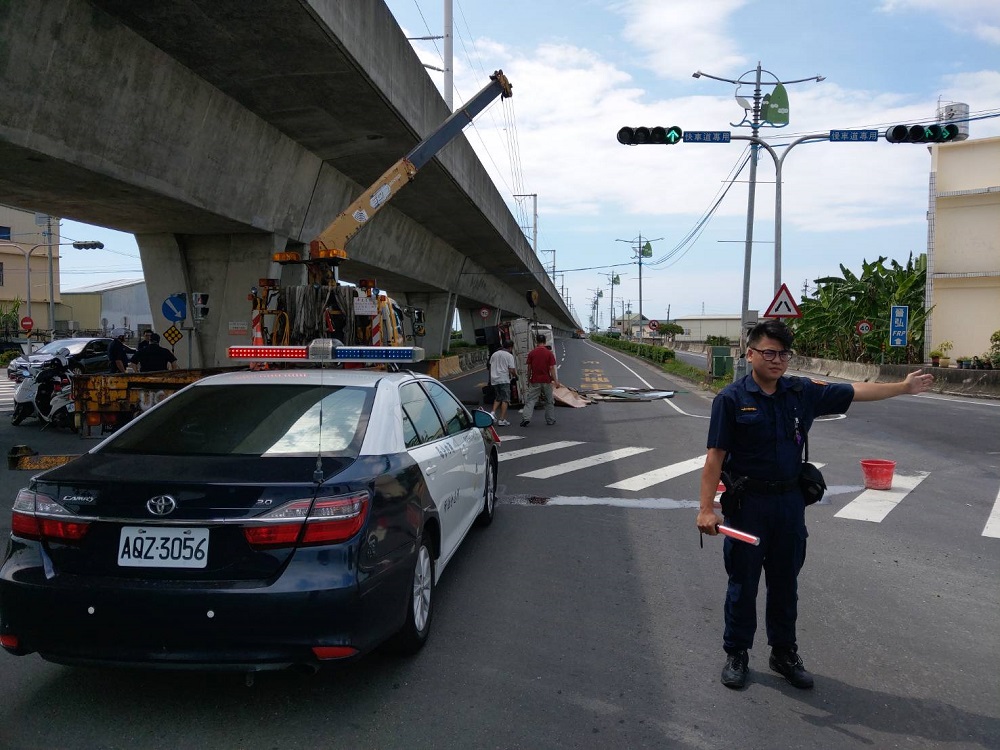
[{"xmin": 162, "ymin": 294, "xmax": 187, "ymax": 322}]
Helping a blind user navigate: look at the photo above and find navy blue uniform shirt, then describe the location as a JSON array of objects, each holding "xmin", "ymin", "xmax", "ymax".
[{"xmin": 707, "ymin": 374, "xmax": 854, "ymax": 481}]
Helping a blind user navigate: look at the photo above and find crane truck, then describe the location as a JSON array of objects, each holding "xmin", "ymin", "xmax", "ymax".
[
  {"xmin": 249, "ymin": 69, "xmax": 514, "ymax": 350},
  {"xmin": 67, "ymin": 70, "xmax": 513, "ymax": 437}
]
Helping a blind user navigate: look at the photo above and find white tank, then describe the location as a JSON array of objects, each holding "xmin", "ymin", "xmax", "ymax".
[{"xmin": 937, "ymin": 102, "xmax": 970, "ymax": 141}]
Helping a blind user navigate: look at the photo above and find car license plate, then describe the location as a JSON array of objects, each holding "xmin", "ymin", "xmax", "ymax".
[{"xmin": 118, "ymin": 527, "xmax": 209, "ymax": 568}]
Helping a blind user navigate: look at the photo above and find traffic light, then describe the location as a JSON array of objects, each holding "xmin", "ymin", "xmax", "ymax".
[
  {"xmin": 885, "ymin": 123, "xmax": 960, "ymax": 144},
  {"xmin": 617, "ymin": 126, "xmax": 683, "ymax": 146},
  {"xmin": 191, "ymin": 292, "xmax": 210, "ymax": 322}
]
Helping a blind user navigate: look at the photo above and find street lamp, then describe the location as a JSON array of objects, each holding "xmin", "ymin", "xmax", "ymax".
[
  {"xmin": 693, "ymin": 63, "xmax": 823, "ymax": 377},
  {"xmin": 0, "ymin": 240, "xmax": 104, "ymax": 331}
]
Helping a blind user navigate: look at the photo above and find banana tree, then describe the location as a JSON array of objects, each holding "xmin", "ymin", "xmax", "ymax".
[{"xmin": 790, "ymin": 255, "xmax": 927, "ymax": 364}]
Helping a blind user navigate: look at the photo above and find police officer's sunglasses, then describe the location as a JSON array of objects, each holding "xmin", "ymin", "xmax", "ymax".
[{"xmin": 749, "ymin": 347, "xmax": 793, "ymax": 362}]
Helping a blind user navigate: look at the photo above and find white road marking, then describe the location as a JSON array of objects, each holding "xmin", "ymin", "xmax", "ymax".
[
  {"xmin": 607, "ymin": 455, "xmax": 706, "ymax": 490},
  {"xmin": 499, "ymin": 441, "xmax": 583, "ymax": 462},
  {"xmin": 518, "ymin": 447, "xmax": 654, "ymax": 479},
  {"xmin": 834, "ymin": 473, "xmax": 929, "ymax": 523},
  {"xmin": 545, "ymin": 496, "xmax": 700, "ymax": 509},
  {"xmin": 982, "ymin": 487, "xmax": 1000, "ymax": 538},
  {"xmin": 584, "ymin": 341, "xmax": 707, "ymax": 418},
  {"xmin": 607, "ymin": 458, "xmax": 826, "ymax": 492}
]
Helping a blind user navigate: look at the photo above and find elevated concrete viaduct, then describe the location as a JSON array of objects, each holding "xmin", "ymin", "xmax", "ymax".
[{"xmin": 0, "ymin": 0, "xmax": 576, "ymax": 365}]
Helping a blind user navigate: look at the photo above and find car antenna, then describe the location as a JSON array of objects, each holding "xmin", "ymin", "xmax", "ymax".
[{"xmin": 314, "ymin": 357, "xmax": 326, "ymax": 485}]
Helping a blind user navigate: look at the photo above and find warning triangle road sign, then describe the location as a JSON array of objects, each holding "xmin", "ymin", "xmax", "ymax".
[{"xmin": 763, "ymin": 283, "xmax": 802, "ymax": 318}]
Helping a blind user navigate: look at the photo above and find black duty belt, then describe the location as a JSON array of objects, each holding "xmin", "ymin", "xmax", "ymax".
[{"xmin": 740, "ymin": 476, "xmax": 799, "ymax": 494}]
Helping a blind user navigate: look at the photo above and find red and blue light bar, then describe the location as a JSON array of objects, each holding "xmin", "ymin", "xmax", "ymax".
[{"xmin": 228, "ymin": 340, "xmax": 424, "ymax": 363}]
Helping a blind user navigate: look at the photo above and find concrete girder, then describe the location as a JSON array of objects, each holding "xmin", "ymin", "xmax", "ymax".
[{"xmin": 0, "ymin": 0, "xmax": 577, "ymax": 363}]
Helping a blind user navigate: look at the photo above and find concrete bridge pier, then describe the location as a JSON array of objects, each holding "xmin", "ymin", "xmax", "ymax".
[
  {"xmin": 402, "ymin": 291, "xmax": 458, "ymax": 358},
  {"xmin": 457, "ymin": 308, "xmax": 484, "ymax": 346},
  {"xmin": 136, "ymin": 232, "xmax": 285, "ymax": 368}
]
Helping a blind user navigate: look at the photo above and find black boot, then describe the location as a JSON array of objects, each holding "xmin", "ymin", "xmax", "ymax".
[
  {"xmin": 721, "ymin": 650, "xmax": 749, "ymax": 689},
  {"xmin": 769, "ymin": 647, "xmax": 814, "ymax": 689}
]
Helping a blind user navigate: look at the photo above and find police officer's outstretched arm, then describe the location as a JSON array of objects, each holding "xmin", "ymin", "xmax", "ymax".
[
  {"xmin": 697, "ymin": 447, "xmax": 727, "ymax": 534},
  {"xmin": 851, "ymin": 369, "xmax": 934, "ymax": 401}
]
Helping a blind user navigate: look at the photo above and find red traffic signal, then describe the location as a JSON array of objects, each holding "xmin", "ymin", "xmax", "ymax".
[
  {"xmin": 617, "ymin": 125, "xmax": 683, "ymax": 145},
  {"xmin": 885, "ymin": 123, "xmax": 960, "ymax": 144}
]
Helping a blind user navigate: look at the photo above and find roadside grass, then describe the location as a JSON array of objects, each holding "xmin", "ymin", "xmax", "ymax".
[{"xmin": 660, "ymin": 358, "xmax": 732, "ymax": 394}]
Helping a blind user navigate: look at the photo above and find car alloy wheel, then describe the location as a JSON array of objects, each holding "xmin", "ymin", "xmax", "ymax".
[
  {"xmin": 411, "ymin": 544, "xmax": 432, "ymax": 633},
  {"xmin": 477, "ymin": 458, "xmax": 497, "ymax": 526},
  {"xmin": 390, "ymin": 540, "xmax": 435, "ymax": 655}
]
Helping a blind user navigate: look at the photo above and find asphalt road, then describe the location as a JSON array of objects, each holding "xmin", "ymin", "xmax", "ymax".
[{"xmin": 0, "ymin": 343, "xmax": 997, "ymax": 750}]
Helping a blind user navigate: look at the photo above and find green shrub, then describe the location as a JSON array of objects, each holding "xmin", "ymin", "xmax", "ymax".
[{"xmin": 0, "ymin": 349, "xmax": 21, "ymax": 367}]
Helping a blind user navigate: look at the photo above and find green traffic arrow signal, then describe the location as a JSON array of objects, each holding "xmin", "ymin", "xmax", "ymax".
[{"xmin": 617, "ymin": 125, "xmax": 683, "ymax": 145}]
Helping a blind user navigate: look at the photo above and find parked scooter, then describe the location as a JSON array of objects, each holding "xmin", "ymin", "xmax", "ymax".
[{"xmin": 11, "ymin": 349, "xmax": 79, "ymax": 429}]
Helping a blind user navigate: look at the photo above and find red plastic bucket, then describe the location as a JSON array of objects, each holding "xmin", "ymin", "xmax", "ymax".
[{"xmin": 860, "ymin": 459, "xmax": 896, "ymax": 490}]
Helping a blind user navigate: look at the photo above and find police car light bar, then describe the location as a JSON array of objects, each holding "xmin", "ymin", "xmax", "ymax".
[{"xmin": 228, "ymin": 342, "xmax": 425, "ymax": 363}]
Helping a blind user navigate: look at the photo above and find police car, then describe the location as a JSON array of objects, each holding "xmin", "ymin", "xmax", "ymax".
[{"xmin": 0, "ymin": 343, "xmax": 499, "ymax": 671}]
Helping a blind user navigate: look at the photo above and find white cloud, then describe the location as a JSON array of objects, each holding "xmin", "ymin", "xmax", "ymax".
[
  {"xmin": 615, "ymin": 0, "xmax": 748, "ymax": 81},
  {"xmin": 878, "ymin": 0, "xmax": 1000, "ymax": 45}
]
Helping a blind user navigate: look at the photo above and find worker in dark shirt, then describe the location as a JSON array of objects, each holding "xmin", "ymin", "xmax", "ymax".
[
  {"xmin": 129, "ymin": 333, "xmax": 178, "ymax": 372},
  {"xmin": 108, "ymin": 329, "xmax": 135, "ymax": 373}
]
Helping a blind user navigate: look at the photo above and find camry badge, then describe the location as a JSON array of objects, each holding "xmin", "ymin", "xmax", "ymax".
[{"xmin": 146, "ymin": 495, "xmax": 178, "ymax": 516}]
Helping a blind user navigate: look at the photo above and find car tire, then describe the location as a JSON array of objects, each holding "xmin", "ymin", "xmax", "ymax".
[
  {"xmin": 390, "ymin": 540, "xmax": 434, "ymax": 655},
  {"xmin": 476, "ymin": 455, "xmax": 498, "ymax": 527},
  {"xmin": 11, "ymin": 403, "xmax": 32, "ymax": 426}
]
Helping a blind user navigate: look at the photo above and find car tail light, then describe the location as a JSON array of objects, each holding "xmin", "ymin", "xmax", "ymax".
[
  {"xmin": 11, "ymin": 488, "xmax": 90, "ymax": 542},
  {"xmin": 242, "ymin": 491, "xmax": 369, "ymax": 549},
  {"xmin": 312, "ymin": 645, "xmax": 358, "ymax": 660},
  {"xmin": 0, "ymin": 634, "xmax": 19, "ymax": 650}
]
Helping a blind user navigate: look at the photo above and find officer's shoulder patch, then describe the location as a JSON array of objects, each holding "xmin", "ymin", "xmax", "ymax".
[{"xmin": 810, "ymin": 378, "xmax": 829, "ymax": 386}]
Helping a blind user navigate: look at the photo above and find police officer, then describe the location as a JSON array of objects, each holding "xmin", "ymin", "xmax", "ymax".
[
  {"xmin": 129, "ymin": 333, "xmax": 178, "ymax": 372},
  {"xmin": 697, "ymin": 319, "xmax": 934, "ymax": 690},
  {"xmin": 107, "ymin": 328, "xmax": 135, "ymax": 373}
]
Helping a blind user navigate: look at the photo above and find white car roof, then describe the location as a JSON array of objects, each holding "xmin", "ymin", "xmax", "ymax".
[{"xmin": 190, "ymin": 368, "xmax": 424, "ymax": 388}]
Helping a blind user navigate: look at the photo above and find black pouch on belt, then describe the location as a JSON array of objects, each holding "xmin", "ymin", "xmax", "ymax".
[
  {"xmin": 798, "ymin": 428, "xmax": 826, "ymax": 505},
  {"xmin": 719, "ymin": 470, "xmax": 744, "ymax": 516},
  {"xmin": 799, "ymin": 462, "xmax": 826, "ymax": 505}
]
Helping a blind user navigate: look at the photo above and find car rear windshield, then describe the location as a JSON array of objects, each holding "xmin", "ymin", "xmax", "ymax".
[{"xmin": 102, "ymin": 384, "xmax": 374, "ymax": 457}]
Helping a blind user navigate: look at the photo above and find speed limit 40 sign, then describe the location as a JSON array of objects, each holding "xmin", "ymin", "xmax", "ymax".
[{"xmin": 856, "ymin": 319, "xmax": 873, "ymax": 335}]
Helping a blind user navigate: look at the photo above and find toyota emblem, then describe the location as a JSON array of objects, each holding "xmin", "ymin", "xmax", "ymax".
[{"xmin": 146, "ymin": 495, "xmax": 178, "ymax": 516}]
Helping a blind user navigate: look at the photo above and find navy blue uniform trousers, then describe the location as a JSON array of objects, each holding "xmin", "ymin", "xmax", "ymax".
[{"xmin": 723, "ymin": 489, "xmax": 807, "ymax": 653}]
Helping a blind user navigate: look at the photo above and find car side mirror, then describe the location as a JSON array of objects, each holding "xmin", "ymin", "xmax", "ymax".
[{"xmin": 473, "ymin": 410, "xmax": 494, "ymax": 428}]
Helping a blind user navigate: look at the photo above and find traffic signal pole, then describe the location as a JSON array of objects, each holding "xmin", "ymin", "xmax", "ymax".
[{"xmin": 693, "ymin": 64, "xmax": 824, "ymax": 378}]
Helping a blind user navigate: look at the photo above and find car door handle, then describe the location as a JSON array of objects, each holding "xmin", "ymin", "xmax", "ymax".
[{"xmin": 425, "ymin": 464, "xmax": 437, "ymax": 475}]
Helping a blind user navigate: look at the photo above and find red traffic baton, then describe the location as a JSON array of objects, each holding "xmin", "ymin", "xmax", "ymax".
[{"xmin": 717, "ymin": 524, "xmax": 760, "ymax": 546}]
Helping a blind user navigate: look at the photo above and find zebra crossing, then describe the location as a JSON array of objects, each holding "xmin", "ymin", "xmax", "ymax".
[
  {"xmin": 496, "ymin": 436, "xmax": 1000, "ymax": 539},
  {"xmin": 0, "ymin": 378, "xmax": 16, "ymax": 413}
]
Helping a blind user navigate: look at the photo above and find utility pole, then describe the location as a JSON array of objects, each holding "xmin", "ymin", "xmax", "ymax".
[
  {"xmin": 617, "ymin": 234, "xmax": 661, "ymax": 341},
  {"xmin": 693, "ymin": 63, "xmax": 823, "ymax": 377},
  {"xmin": 407, "ymin": 0, "xmax": 454, "ymax": 110},
  {"xmin": 514, "ymin": 193, "xmax": 538, "ymax": 257},
  {"xmin": 601, "ymin": 269, "xmax": 626, "ymax": 334}
]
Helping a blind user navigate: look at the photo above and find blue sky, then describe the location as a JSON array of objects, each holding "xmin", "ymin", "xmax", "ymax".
[{"xmin": 63, "ymin": 0, "xmax": 1000, "ymax": 328}]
